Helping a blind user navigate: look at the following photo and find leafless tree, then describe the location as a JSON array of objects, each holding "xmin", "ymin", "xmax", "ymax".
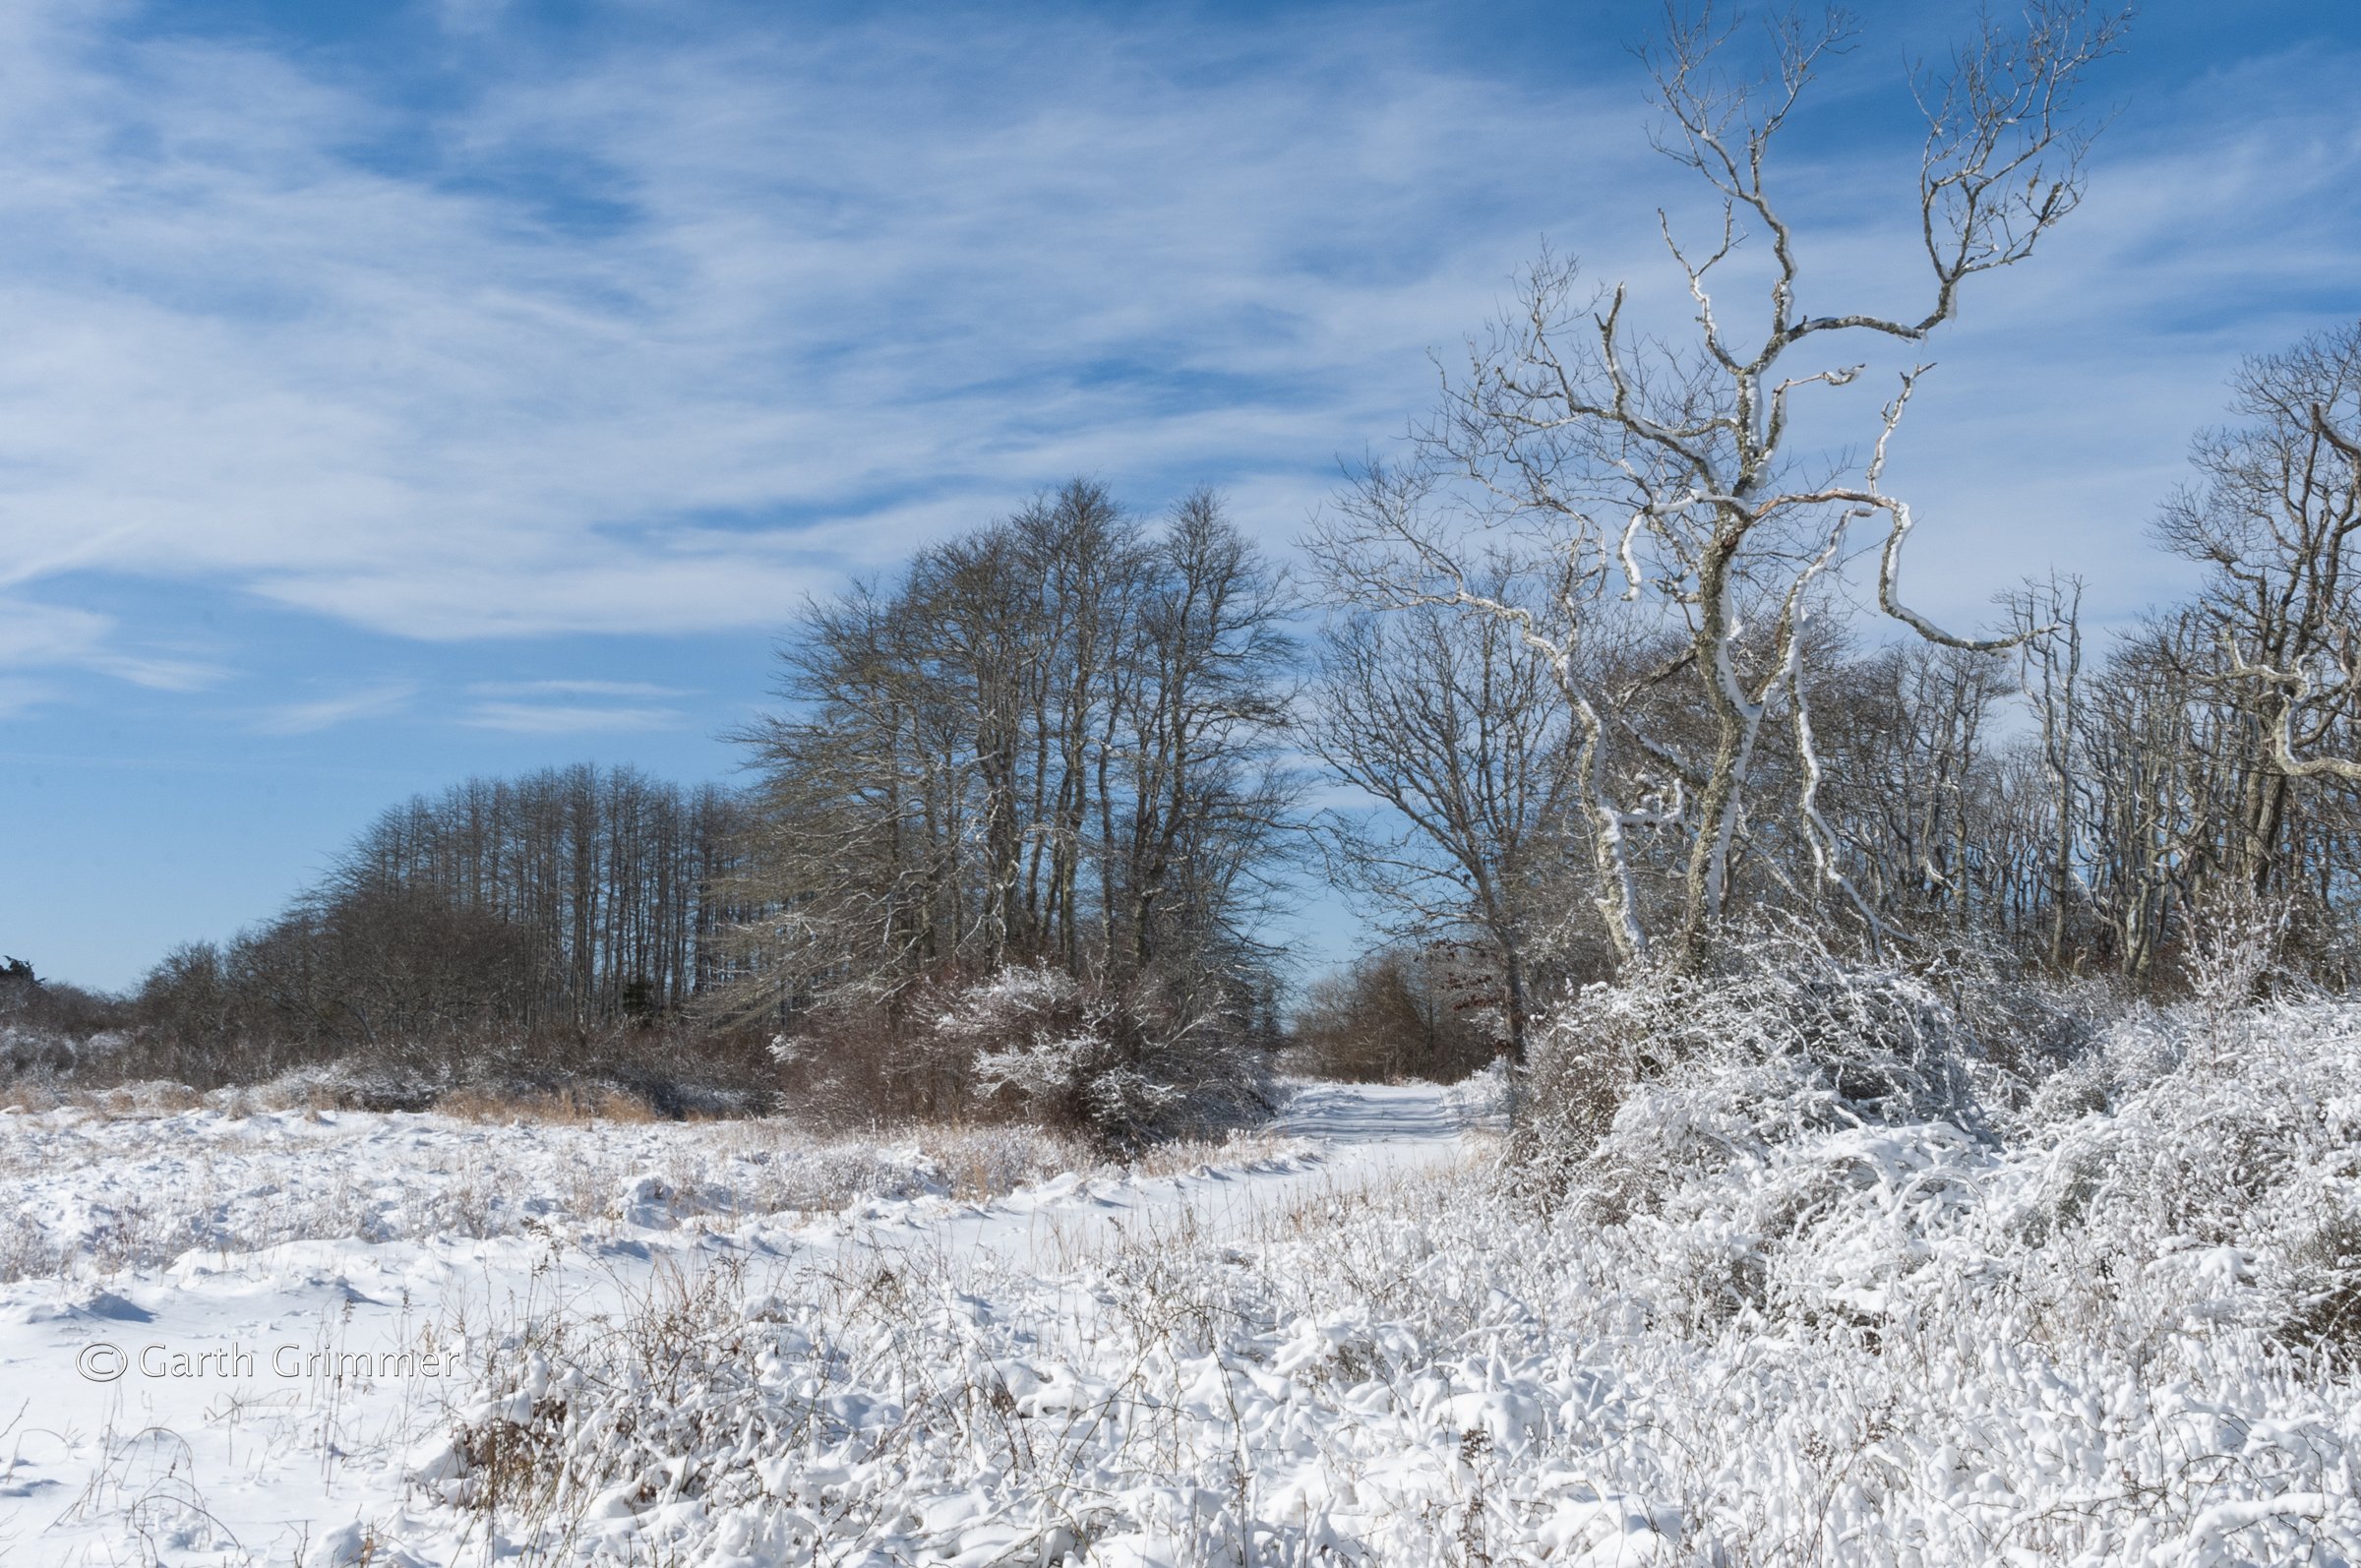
[
  {"xmin": 2008, "ymin": 576, "xmax": 2088, "ymax": 969},
  {"xmin": 1302, "ymin": 559, "xmax": 1611, "ymax": 1057},
  {"xmin": 2174, "ymin": 326, "xmax": 2361, "ymax": 856},
  {"xmin": 1313, "ymin": 3, "xmax": 2124, "ymax": 969}
]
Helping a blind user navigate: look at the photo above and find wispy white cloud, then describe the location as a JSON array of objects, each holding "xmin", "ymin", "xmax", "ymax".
[
  {"xmin": 0, "ymin": 1, "xmax": 2347, "ymax": 678},
  {"xmin": 251, "ymin": 682, "xmax": 418, "ymax": 735},
  {"xmin": 467, "ymin": 679, "xmax": 692, "ymax": 698},
  {"xmin": 0, "ymin": 595, "xmax": 228, "ymax": 694},
  {"xmin": 0, "ymin": 2, "xmax": 1651, "ymax": 657},
  {"xmin": 460, "ymin": 700, "xmax": 683, "ymax": 734},
  {"xmin": 0, "ymin": 599, "xmax": 115, "ymax": 668},
  {"xmin": 0, "ymin": 676, "xmax": 57, "ymax": 717}
]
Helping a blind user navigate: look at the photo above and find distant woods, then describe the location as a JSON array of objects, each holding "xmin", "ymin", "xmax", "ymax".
[
  {"xmin": 135, "ymin": 766, "xmax": 751, "ymax": 1075},
  {"xmin": 331, "ymin": 767, "xmax": 751, "ymax": 1022}
]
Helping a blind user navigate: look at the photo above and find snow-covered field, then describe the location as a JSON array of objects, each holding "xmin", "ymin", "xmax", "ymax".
[
  {"xmin": 0, "ymin": 1082, "xmax": 1459, "ymax": 1565},
  {"xmin": 4, "ymin": 1020, "xmax": 2357, "ymax": 1567}
]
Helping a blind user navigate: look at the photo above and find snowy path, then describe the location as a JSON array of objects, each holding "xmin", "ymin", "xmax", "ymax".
[
  {"xmin": 854, "ymin": 1080, "xmax": 1474, "ymax": 1273},
  {"xmin": 0, "ymin": 1082, "xmax": 1475, "ymax": 1566},
  {"xmin": 1271, "ymin": 1079, "xmax": 1466, "ymax": 1144}
]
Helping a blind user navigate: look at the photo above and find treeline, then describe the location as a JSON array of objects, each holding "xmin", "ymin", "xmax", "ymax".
[
  {"xmin": 1301, "ymin": 561, "xmax": 2361, "ymax": 1082},
  {"xmin": 32, "ymin": 321, "xmax": 2361, "ymax": 1114},
  {"xmin": 1297, "ymin": 329, "xmax": 2361, "ymax": 1078},
  {"xmin": 37, "ymin": 326, "xmax": 2361, "ymax": 1108},
  {"xmin": 75, "ymin": 492, "xmax": 1302, "ymax": 1139},
  {"xmin": 1290, "ymin": 943, "xmax": 1499, "ymax": 1085},
  {"xmin": 134, "ymin": 766, "xmax": 752, "ymax": 1080},
  {"xmin": 330, "ymin": 765, "xmax": 752, "ymax": 1022}
]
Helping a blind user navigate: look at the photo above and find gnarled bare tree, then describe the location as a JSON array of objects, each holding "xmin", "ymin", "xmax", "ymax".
[{"xmin": 1312, "ymin": 3, "xmax": 2124, "ymax": 968}]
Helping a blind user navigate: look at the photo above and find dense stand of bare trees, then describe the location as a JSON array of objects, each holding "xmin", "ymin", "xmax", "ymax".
[
  {"xmin": 1312, "ymin": 3, "xmax": 2127, "ymax": 982},
  {"xmin": 720, "ymin": 481, "xmax": 1296, "ymax": 1021},
  {"xmin": 136, "ymin": 767, "xmax": 751, "ymax": 1065},
  {"xmin": 105, "ymin": 488, "xmax": 1302, "ymax": 1125},
  {"xmin": 1289, "ymin": 943, "xmax": 1500, "ymax": 1085},
  {"xmin": 1287, "ymin": 2, "xmax": 2355, "ymax": 1031},
  {"xmin": 1308, "ymin": 322, "xmax": 2361, "ymax": 1020},
  {"xmin": 326, "ymin": 765, "xmax": 753, "ymax": 1023}
]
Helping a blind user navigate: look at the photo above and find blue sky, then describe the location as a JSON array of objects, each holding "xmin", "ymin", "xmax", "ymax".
[{"xmin": 2, "ymin": 0, "xmax": 2357, "ymax": 992}]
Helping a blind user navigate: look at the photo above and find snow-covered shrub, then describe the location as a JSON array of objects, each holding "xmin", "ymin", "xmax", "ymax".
[
  {"xmin": 1514, "ymin": 930, "xmax": 2004, "ymax": 1204},
  {"xmin": 2000, "ymin": 996, "xmax": 2361, "ymax": 1360},
  {"xmin": 0, "ymin": 1024, "xmax": 78, "ymax": 1080},
  {"xmin": 0, "ymin": 957, "xmax": 134, "ymax": 1089},
  {"xmin": 932, "ymin": 965, "xmax": 1272, "ymax": 1151},
  {"xmin": 1520, "ymin": 921, "xmax": 2361, "ymax": 1372}
]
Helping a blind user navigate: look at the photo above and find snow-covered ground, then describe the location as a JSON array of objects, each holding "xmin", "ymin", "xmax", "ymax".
[
  {"xmin": 0, "ymin": 1081, "xmax": 1473, "ymax": 1566},
  {"xmin": 5, "ymin": 1031, "xmax": 2356, "ymax": 1567}
]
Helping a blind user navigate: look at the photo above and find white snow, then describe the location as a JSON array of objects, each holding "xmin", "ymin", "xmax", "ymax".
[
  {"xmin": 0, "ymin": 1083, "xmax": 1455, "ymax": 1565},
  {"xmin": 3, "ymin": 1035, "xmax": 2355, "ymax": 1566}
]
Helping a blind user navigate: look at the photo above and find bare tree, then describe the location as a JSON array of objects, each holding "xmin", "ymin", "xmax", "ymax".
[
  {"xmin": 1123, "ymin": 491, "xmax": 1299, "ymax": 976},
  {"xmin": 1315, "ymin": 3, "xmax": 2123, "ymax": 968},
  {"xmin": 1302, "ymin": 562, "xmax": 1584, "ymax": 1057},
  {"xmin": 2008, "ymin": 576, "xmax": 2088, "ymax": 968},
  {"xmin": 2179, "ymin": 326, "xmax": 2361, "ymax": 833}
]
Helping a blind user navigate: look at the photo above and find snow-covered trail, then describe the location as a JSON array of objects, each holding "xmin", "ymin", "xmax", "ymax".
[
  {"xmin": 0, "ymin": 1081, "xmax": 1476, "ymax": 1566},
  {"xmin": 849, "ymin": 1080, "xmax": 1474, "ymax": 1274},
  {"xmin": 1272, "ymin": 1079, "xmax": 1465, "ymax": 1144}
]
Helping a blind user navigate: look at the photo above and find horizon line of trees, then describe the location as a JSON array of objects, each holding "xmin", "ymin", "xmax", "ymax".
[
  {"xmin": 36, "ymin": 297, "xmax": 2361, "ymax": 1083},
  {"xmin": 25, "ymin": 326, "xmax": 2361, "ymax": 1089},
  {"xmin": 128, "ymin": 765, "xmax": 752, "ymax": 1073}
]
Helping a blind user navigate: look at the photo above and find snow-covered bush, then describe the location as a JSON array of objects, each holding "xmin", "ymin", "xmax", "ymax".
[
  {"xmin": 0, "ymin": 957, "xmax": 134, "ymax": 1088},
  {"xmin": 1514, "ymin": 930, "xmax": 2011, "ymax": 1202},
  {"xmin": 1518, "ymin": 926, "xmax": 2361, "ymax": 1372},
  {"xmin": 0, "ymin": 1024, "xmax": 79, "ymax": 1080},
  {"xmin": 422, "ymin": 1067, "xmax": 2359, "ymax": 1565},
  {"xmin": 932, "ymin": 965, "xmax": 1272, "ymax": 1151}
]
